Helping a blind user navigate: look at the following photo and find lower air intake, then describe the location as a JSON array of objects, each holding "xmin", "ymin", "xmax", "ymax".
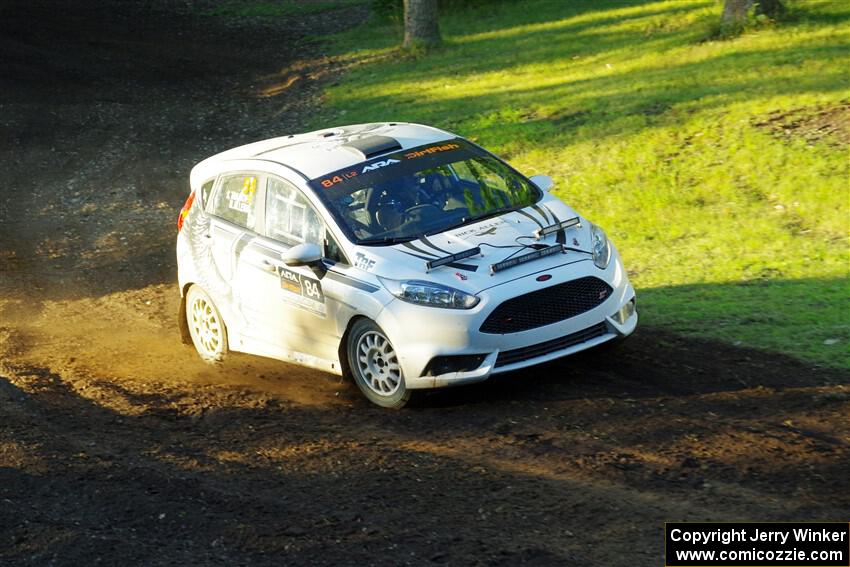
[{"xmin": 495, "ymin": 322, "xmax": 609, "ymax": 367}]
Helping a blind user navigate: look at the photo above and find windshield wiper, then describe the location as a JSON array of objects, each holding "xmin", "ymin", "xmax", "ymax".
[{"xmin": 357, "ymin": 235, "xmax": 418, "ymax": 246}]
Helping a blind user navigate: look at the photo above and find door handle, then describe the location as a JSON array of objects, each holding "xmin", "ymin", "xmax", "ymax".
[{"xmin": 261, "ymin": 259, "xmax": 281, "ymax": 273}]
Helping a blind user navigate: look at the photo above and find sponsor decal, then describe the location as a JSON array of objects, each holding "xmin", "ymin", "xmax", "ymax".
[
  {"xmin": 361, "ymin": 158, "xmax": 400, "ymax": 173},
  {"xmin": 454, "ymin": 218, "xmax": 506, "ymax": 239},
  {"xmin": 404, "ymin": 142, "xmax": 461, "ymax": 160},
  {"xmin": 279, "ymin": 266, "xmax": 325, "ymax": 305},
  {"xmin": 454, "ymin": 271, "xmax": 468, "ymax": 281},
  {"xmin": 572, "ymin": 237, "xmax": 579, "ymax": 246},
  {"xmin": 226, "ymin": 176, "xmax": 257, "ymax": 212},
  {"xmin": 320, "ymin": 170, "xmax": 358, "ymax": 189},
  {"xmin": 536, "ymin": 274, "xmax": 552, "ymax": 282},
  {"xmin": 354, "ymin": 252, "xmax": 376, "ymax": 271},
  {"xmin": 311, "ymin": 139, "xmax": 475, "ymax": 193}
]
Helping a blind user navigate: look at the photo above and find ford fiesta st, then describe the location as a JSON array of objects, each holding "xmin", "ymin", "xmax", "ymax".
[{"xmin": 176, "ymin": 123, "xmax": 637, "ymax": 408}]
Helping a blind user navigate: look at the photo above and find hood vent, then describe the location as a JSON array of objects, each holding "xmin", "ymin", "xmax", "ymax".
[{"xmin": 342, "ymin": 135, "xmax": 402, "ymax": 159}]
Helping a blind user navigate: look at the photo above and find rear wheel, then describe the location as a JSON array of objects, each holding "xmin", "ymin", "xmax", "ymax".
[
  {"xmin": 347, "ymin": 319, "xmax": 410, "ymax": 409},
  {"xmin": 186, "ymin": 285, "xmax": 228, "ymax": 363}
]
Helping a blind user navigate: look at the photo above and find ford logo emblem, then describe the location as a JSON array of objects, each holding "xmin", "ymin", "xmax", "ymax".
[{"xmin": 536, "ymin": 274, "xmax": 552, "ymax": 282}]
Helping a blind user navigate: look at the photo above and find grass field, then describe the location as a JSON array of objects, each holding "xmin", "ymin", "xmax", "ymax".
[{"xmin": 308, "ymin": 0, "xmax": 850, "ymax": 368}]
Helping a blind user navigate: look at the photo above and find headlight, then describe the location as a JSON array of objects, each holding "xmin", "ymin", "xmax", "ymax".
[
  {"xmin": 590, "ymin": 223, "xmax": 611, "ymax": 270},
  {"xmin": 379, "ymin": 278, "xmax": 480, "ymax": 309}
]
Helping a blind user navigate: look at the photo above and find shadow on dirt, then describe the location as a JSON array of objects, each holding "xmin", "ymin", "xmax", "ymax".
[{"xmin": 2, "ymin": 347, "xmax": 848, "ymax": 565}]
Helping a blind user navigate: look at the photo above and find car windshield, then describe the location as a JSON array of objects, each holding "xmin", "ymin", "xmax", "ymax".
[{"xmin": 309, "ymin": 139, "xmax": 541, "ymax": 244}]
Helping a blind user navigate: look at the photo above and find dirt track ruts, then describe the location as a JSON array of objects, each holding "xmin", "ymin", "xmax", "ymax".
[{"xmin": 1, "ymin": 2, "xmax": 848, "ymax": 565}]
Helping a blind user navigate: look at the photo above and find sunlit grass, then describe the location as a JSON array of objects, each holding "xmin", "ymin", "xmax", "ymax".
[{"xmin": 314, "ymin": 0, "xmax": 850, "ymax": 367}]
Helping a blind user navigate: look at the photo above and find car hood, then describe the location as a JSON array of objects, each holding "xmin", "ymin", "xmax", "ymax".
[{"xmin": 358, "ymin": 196, "xmax": 594, "ymax": 293}]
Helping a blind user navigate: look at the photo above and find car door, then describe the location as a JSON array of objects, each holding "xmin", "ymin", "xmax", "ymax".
[
  {"xmin": 201, "ymin": 172, "xmax": 263, "ymax": 330},
  {"xmin": 236, "ymin": 175, "xmax": 353, "ymax": 367}
]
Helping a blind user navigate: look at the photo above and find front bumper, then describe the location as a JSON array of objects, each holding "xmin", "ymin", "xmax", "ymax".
[{"xmin": 376, "ymin": 249, "xmax": 637, "ymax": 390}]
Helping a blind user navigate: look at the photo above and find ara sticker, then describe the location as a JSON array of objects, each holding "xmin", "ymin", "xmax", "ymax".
[
  {"xmin": 361, "ymin": 158, "xmax": 400, "ymax": 173},
  {"xmin": 279, "ymin": 267, "xmax": 325, "ymax": 304},
  {"xmin": 354, "ymin": 252, "xmax": 376, "ymax": 271}
]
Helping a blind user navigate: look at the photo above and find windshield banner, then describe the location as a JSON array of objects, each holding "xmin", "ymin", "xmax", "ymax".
[{"xmin": 308, "ymin": 138, "xmax": 482, "ymax": 198}]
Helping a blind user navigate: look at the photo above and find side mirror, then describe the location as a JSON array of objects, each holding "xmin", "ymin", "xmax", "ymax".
[
  {"xmin": 282, "ymin": 242, "xmax": 322, "ymax": 266},
  {"xmin": 529, "ymin": 174, "xmax": 554, "ymax": 192},
  {"xmin": 282, "ymin": 243, "xmax": 325, "ymax": 278}
]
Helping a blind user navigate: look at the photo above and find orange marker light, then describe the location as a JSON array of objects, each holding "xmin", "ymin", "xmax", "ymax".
[{"xmin": 177, "ymin": 191, "xmax": 196, "ymax": 232}]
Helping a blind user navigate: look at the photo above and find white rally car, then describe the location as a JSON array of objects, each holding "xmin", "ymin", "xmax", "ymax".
[{"xmin": 176, "ymin": 123, "xmax": 636, "ymax": 408}]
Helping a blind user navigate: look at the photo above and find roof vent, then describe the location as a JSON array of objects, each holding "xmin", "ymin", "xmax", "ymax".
[{"xmin": 342, "ymin": 135, "xmax": 403, "ymax": 159}]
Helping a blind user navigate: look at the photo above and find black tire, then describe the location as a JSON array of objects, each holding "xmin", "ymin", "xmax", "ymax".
[
  {"xmin": 185, "ymin": 285, "xmax": 228, "ymax": 363},
  {"xmin": 346, "ymin": 319, "xmax": 411, "ymax": 409}
]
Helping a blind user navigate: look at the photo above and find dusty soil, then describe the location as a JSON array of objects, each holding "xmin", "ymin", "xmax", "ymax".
[
  {"xmin": 754, "ymin": 100, "xmax": 850, "ymax": 147},
  {"xmin": 1, "ymin": 2, "xmax": 848, "ymax": 565}
]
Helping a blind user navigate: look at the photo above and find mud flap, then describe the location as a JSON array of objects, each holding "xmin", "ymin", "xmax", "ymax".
[{"xmin": 178, "ymin": 294, "xmax": 192, "ymax": 345}]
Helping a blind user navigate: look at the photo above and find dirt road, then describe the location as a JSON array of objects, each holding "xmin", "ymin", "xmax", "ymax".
[{"xmin": 1, "ymin": 2, "xmax": 848, "ymax": 565}]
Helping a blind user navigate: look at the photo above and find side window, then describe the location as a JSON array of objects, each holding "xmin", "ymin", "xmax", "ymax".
[
  {"xmin": 208, "ymin": 173, "xmax": 259, "ymax": 229},
  {"xmin": 325, "ymin": 231, "xmax": 347, "ymax": 265},
  {"xmin": 265, "ymin": 177, "xmax": 323, "ymax": 247},
  {"xmin": 200, "ymin": 179, "xmax": 215, "ymax": 209}
]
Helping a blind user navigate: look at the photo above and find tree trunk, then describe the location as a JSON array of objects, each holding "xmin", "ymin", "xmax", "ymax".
[
  {"xmin": 722, "ymin": 0, "xmax": 785, "ymax": 26},
  {"xmin": 721, "ymin": 0, "xmax": 754, "ymax": 26},
  {"xmin": 403, "ymin": 0, "xmax": 441, "ymax": 49},
  {"xmin": 756, "ymin": 0, "xmax": 785, "ymax": 18}
]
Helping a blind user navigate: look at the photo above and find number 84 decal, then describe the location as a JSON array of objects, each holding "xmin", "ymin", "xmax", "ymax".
[{"xmin": 279, "ymin": 266, "xmax": 325, "ymax": 304}]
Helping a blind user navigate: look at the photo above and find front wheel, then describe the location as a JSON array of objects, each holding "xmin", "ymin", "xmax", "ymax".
[
  {"xmin": 186, "ymin": 285, "xmax": 228, "ymax": 363},
  {"xmin": 347, "ymin": 319, "xmax": 411, "ymax": 409}
]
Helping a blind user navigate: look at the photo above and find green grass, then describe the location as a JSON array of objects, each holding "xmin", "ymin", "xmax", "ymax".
[{"xmin": 312, "ymin": 0, "xmax": 850, "ymax": 368}]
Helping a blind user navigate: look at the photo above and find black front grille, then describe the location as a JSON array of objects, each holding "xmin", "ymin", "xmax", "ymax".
[
  {"xmin": 495, "ymin": 322, "xmax": 609, "ymax": 367},
  {"xmin": 480, "ymin": 276, "xmax": 613, "ymax": 334}
]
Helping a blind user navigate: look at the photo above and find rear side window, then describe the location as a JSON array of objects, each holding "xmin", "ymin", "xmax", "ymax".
[
  {"xmin": 200, "ymin": 179, "xmax": 215, "ymax": 208},
  {"xmin": 265, "ymin": 177, "xmax": 323, "ymax": 247},
  {"xmin": 208, "ymin": 174, "xmax": 259, "ymax": 229}
]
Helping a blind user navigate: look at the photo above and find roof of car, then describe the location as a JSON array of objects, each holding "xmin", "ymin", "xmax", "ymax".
[{"xmin": 190, "ymin": 122, "xmax": 456, "ymax": 189}]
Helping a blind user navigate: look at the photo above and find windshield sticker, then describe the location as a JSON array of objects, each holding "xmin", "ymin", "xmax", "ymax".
[
  {"xmin": 311, "ymin": 138, "xmax": 475, "ymax": 195},
  {"xmin": 404, "ymin": 142, "xmax": 461, "ymax": 160},
  {"xmin": 320, "ymin": 170, "xmax": 359, "ymax": 189},
  {"xmin": 362, "ymin": 158, "xmax": 400, "ymax": 173},
  {"xmin": 226, "ymin": 176, "xmax": 257, "ymax": 212}
]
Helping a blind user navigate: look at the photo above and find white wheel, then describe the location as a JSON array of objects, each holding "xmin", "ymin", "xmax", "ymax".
[
  {"xmin": 347, "ymin": 319, "xmax": 410, "ymax": 409},
  {"xmin": 186, "ymin": 285, "xmax": 228, "ymax": 363}
]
